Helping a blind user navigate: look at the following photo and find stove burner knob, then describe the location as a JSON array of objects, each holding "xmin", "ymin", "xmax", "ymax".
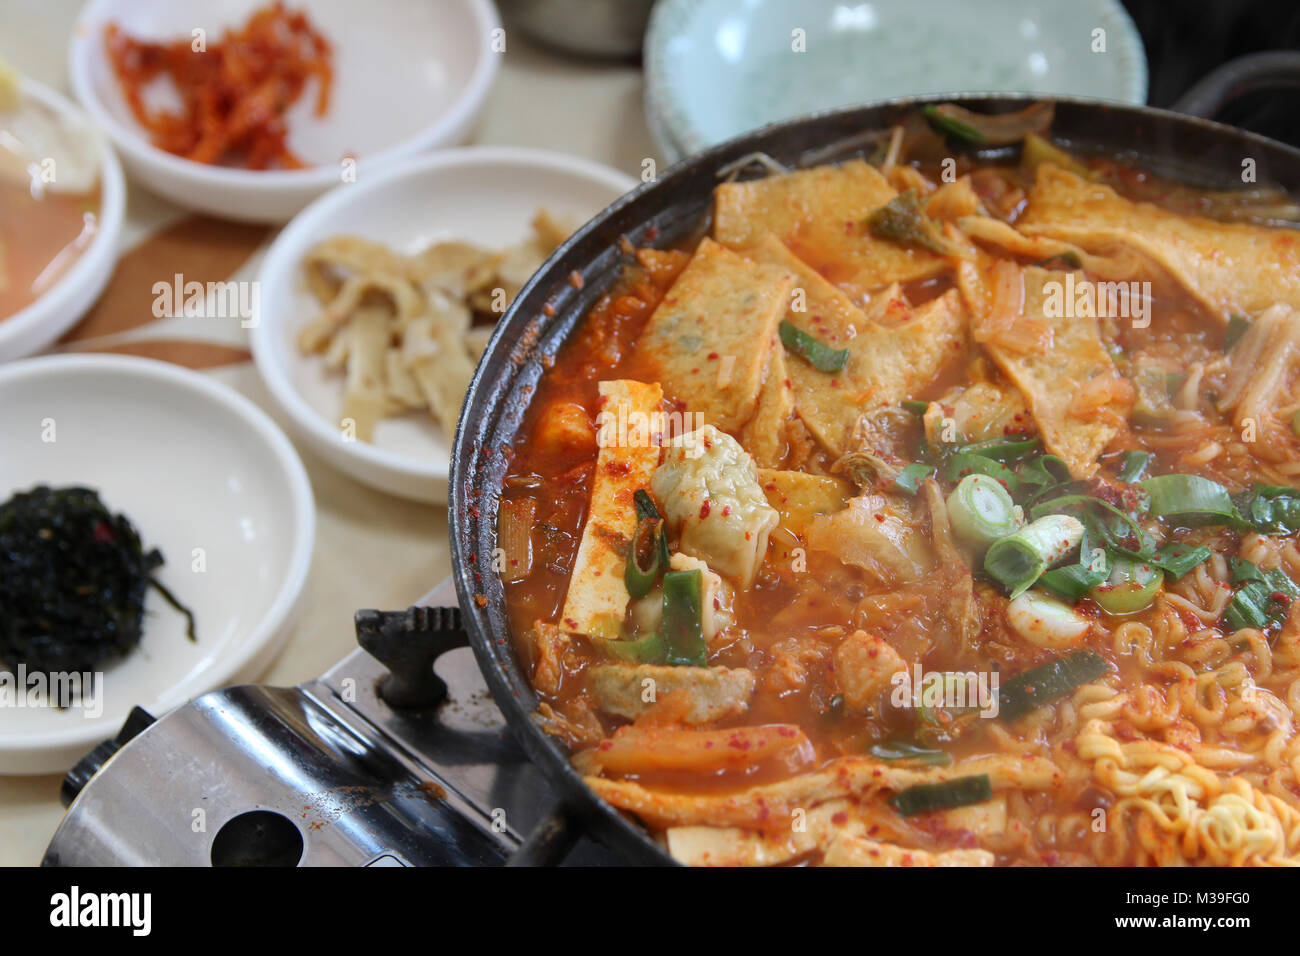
[
  {"xmin": 355, "ymin": 606, "xmax": 469, "ymax": 709},
  {"xmin": 60, "ymin": 706, "xmax": 156, "ymax": 807}
]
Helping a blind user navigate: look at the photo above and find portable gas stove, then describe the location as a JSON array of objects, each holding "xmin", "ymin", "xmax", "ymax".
[{"xmin": 41, "ymin": 579, "xmax": 621, "ymax": 866}]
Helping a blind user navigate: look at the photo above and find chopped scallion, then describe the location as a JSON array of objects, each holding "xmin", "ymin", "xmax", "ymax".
[
  {"xmin": 892, "ymin": 463, "xmax": 936, "ymax": 496},
  {"xmin": 999, "ymin": 650, "xmax": 1109, "ymax": 722},
  {"xmin": 1148, "ymin": 543, "xmax": 1211, "ymax": 580},
  {"xmin": 945, "ymin": 452, "xmax": 1019, "ymax": 493},
  {"xmin": 1089, "ymin": 556, "xmax": 1163, "ymax": 615},
  {"xmin": 625, "ymin": 515, "xmax": 665, "ymax": 599},
  {"xmin": 1224, "ymin": 314, "xmax": 1251, "ymax": 351},
  {"xmin": 888, "ymin": 774, "xmax": 993, "ymax": 816},
  {"xmin": 779, "ymin": 320, "xmax": 849, "ymax": 373},
  {"xmin": 1117, "ymin": 450, "xmax": 1154, "ymax": 483},
  {"xmin": 984, "ymin": 514, "xmax": 1084, "ymax": 597},
  {"xmin": 868, "ymin": 740, "xmax": 954, "ymax": 767},
  {"xmin": 946, "ymin": 474, "xmax": 1021, "ymax": 550},
  {"xmin": 955, "ymin": 435, "xmax": 1041, "ymax": 462},
  {"xmin": 1140, "ymin": 474, "xmax": 1239, "ymax": 525},
  {"xmin": 660, "ymin": 569, "xmax": 707, "ymax": 667}
]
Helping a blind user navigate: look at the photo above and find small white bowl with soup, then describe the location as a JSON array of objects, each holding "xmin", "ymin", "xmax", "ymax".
[{"xmin": 0, "ymin": 69, "xmax": 124, "ymax": 362}]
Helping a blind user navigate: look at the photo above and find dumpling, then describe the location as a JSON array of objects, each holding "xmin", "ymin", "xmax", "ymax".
[{"xmin": 650, "ymin": 425, "xmax": 779, "ymax": 587}]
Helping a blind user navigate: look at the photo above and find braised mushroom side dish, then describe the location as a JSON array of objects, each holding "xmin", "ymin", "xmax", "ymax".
[{"xmin": 497, "ymin": 104, "xmax": 1300, "ymax": 866}]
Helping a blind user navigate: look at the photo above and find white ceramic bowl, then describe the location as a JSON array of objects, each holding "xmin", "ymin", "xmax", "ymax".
[
  {"xmin": 252, "ymin": 146, "xmax": 637, "ymax": 504},
  {"xmin": 0, "ymin": 77, "xmax": 125, "ymax": 362},
  {"xmin": 68, "ymin": 0, "xmax": 502, "ymax": 222},
  {"xmin": 0, "ymin": 354, "xmax": 315, "ymax": 774},
  {"xmin": 645, "ymin": 0, "xmax": 1148, "ymax": 162}
]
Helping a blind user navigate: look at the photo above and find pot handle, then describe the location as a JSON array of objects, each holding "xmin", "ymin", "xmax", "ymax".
[
  {"xmin": 1171, "ymin": 50, "xmax": 1300, "ymax": 118},
  {"xmin": 506, "ymin": 802, "xmax": 580, "ymax": 866},
  {"xmin": 355, "ymin": 605, "xmax": 469, "ymax": 708}
]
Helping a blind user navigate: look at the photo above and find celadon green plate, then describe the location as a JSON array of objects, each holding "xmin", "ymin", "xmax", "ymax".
[{"xmin": 644, "ymin": 0, "xmax": 1148, "ymax": 162}]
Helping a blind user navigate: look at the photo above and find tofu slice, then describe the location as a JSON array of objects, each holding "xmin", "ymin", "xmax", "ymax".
[{"xmin": 558, "ymin": 379, "xmax": 663, "ymax": 636}]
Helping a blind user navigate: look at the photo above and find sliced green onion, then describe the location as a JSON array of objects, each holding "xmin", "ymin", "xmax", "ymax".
[
  {"xmin": 999, "ymin": 650, "xmax": 1109, "ymax": 722},
  {"xmin": 945, "ymin": 452, "xmax": 1019, "ymax": 493},
  {"xmin": 1140, "ymin": 475, "xmax": 1239, "ymax": 524},
  {"xmin": 1090, "ymin": 556, "xmax": 1163, "ymax": 615},
  {"xmin": 589, "ymin": 630, "xmax": 667, "ymax": 664},
  {"xmin": 661, "ymin": 569, "xmax": 707, "ymax": 667},
  {"xmin": 1039, "ymin": 560, "xmax": 1108, "ymax": 600},
  {"xmin": 1021, "ymin": 133, "xmax": 1090, "ymax": 177},
  {"xmin": 888, "ymin": 774, "xmax": 993, "ymax": 816},
  {"xmin": 625, "ymin": 516, "xmax": 664, "ymax": 599},
  {"xmin": 922, "ymin": 104, "xmax": 988, "ymax": 145},
  {"xmin": 946, "ymin": 474, "xmax": 1021, "ymax": 550},
  {"xmin": 868, "ymin": 740, "xmax": 954, "ymax": 768},
  {"xmin": 1030, "ymin": 494, "xmax": 1154, "ymax": 557},
  {"xmin": 1118, "ymin": 450, "xmax": 1155, "ymax": 483},
  {"xmin": 1224, "ymin": 314, "xmax": 1251, "ymax": 351},
  {"xmin": 634, "ymin": 488, "xmax": 660, "ymax": 521},
  {"xmin": 1017, "ymin": 454, "xmax": 1072, "ymax": 492},
  {"xmin": 867, "ymin": 189, "xmax": 968, "ymax": 257},
  {"xmin": 922, "ymin": 102, "xmax": 1054, "ymax": 147},
  {"xmin": 779, "ymin": 320, "xmax": 849, "ymax": 373},
  {"xmin": 1230, "ymin": 556, "xmax": 1262, "ymax": 585},
  {"xmin": 1234, "ymin": 485, "xmax": 1300, "ymax": 534},
  {"xmin": 1039, "ymin": 524, "xmax": 1108, "ymax": 600},
  {"xmin": 955, "ymin": 435, "xmax": 1041, "ymax": 462},
  {"xmin": 633, "ymin": 488, "xmax": 671, "ymax": 567},
  {"xmin": 902, "ymin": 399, "xmax": 930, "ymax": 415},
  {"xmin": 892, "ymin": 463, "xmax": 936, "ymax": 496},
  {"xmin": 984, "ymin": 514, "xmax": 1084, "ymax": 597},
  {"xmin": 1148, "ymin": 543, "xmax": 1211, "ymax": 580},
  {"xmin": 1223, "ymin": 557, "xmax": 1299, "ymax": 632}
]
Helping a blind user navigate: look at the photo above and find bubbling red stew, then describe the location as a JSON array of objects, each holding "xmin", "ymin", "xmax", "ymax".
[{"xmin": 497, "ymin": 104, "xmax": 1300, "ymax": 866}]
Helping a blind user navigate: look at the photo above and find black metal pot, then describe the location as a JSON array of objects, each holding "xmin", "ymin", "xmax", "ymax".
[{"xmin": 449, "ymin": 58, "xmax": 1300, "ymax": 866}]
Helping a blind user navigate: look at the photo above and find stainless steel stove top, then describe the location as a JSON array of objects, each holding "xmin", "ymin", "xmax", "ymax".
[{"xmin": 43, "ymin": 579, "xmax": 622, "ymax": 866}]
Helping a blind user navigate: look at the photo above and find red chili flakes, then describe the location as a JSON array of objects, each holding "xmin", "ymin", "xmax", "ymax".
[
  {"xmin": 722, "ymin": 505, "xmax": 732, "ymax": 517},
  {"xmin": 707, "ymin": 352, "xmax": 719, "ymax": 360},
  {"xmin": 699, "ymin": 499, "xmax": 711, "ymax": 519}
]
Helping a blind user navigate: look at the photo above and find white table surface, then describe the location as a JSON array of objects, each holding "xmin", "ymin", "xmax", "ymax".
[{"xmin": 0, "ymin": 0, "xmax": 659, "ymax": 866}]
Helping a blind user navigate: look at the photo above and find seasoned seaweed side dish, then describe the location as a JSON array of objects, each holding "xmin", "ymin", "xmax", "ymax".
[{"xmin": 0, "ymin": 486, "xmax": 195, "ymax": 674}]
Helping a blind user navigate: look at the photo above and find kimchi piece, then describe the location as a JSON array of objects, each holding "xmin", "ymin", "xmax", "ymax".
[{"xmin": 104, "ymin": 2, "xmax": 333, "ymax": 169}]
